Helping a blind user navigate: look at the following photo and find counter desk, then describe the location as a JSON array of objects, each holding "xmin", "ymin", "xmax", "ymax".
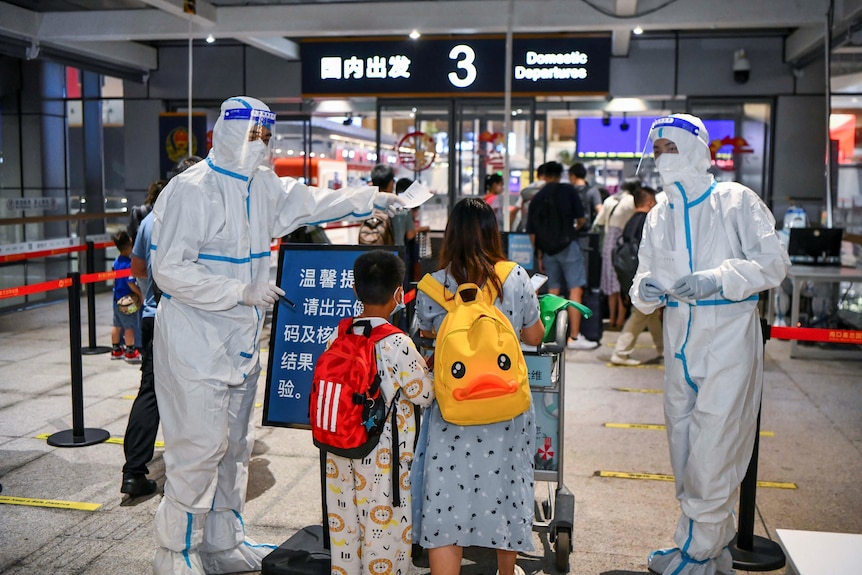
[{"xmin": 786, "ymin": 265, "xmax": 862, "ymax": 360}]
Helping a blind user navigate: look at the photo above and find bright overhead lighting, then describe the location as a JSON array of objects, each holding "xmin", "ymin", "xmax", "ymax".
[
  {"xmin": 206, "ymin": 34, "xmax": 215, "ymax": 44},
  {"xmin": 632, "ymin": 26, "xmax": 643, "ymax": 35},
  {"xmin": 409, "ymin": 30, "xmax": 421, "ymax": 40}
]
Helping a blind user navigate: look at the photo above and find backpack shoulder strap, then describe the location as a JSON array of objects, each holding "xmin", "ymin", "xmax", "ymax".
[
  {"xmin": 485, "ymin": 261, "xmax": 516, "ymax": 302},
  {"xmin": 368, "ymin": 322, "xmax": 403, "ymax": 343},
  {"xmin": 417, "ymin": 273, "xmax": 455, "ymax": 312}
]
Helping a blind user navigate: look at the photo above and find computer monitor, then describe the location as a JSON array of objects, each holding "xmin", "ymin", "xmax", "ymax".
[{"xmin": 787, "ymin": 227, "xmax": 843, "ymax": 266}]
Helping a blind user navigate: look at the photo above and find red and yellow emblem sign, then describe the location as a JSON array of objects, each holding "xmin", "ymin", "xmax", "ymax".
[{"xmin": 397, "ymin": 131, "xmax": 436, "ymax": 171}]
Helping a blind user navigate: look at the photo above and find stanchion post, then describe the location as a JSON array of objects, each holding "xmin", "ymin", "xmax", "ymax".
[
  {"xmin": 81, "ymin": 240, "xmax": 111, "ymax": 355},
  {"xmin": 47, "ymin": 272, "xmax": 110, "ymax": 447},
  {"xmin": 729, "ymin": 320, "xmax": 785, "ymax": 571}
]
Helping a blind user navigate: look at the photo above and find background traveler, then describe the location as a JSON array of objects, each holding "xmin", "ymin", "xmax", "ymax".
[
  {"xmin": 630, "ymin": 114, "xmax": 789, "ymax": 575},
  {"xmin": 414, "ymin": 197, "xmax": 544, "ymax": 575},
  {"xmin": 594, "ymin": 177, "xmax": 637, "ymax": 330},
  {"xmin": 568, "ymin": 162, "xmax": 603, "ymax": 228},
  {"xmin": 359, "ymin": 163, "xmax": 400, "ymax": 245},
  {"xmin": 517, "ymin": 162, "xmax": 547, "ymax": 232},
  {"xmin": 110, "ymin": 230, "xmax": 142, "ymax": 363},
  {"xmin": 128, "ymin": 179, "xmax": 166, "ymax": 244},
  {"xmin": 526, "ymin": 161, "xmax": 598, "ymax": 350}
]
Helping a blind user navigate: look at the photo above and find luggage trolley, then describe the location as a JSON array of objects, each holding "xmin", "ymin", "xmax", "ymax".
[{"xmin": 526, "ymin": 307, "xmax": 575, "ymax": 572}]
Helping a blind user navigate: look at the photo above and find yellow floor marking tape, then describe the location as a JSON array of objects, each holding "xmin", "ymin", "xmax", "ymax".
[
  {"xmin": 597, "ymin": 470, "xmax": 796, "ymax": 489},
  {"xmin": 255, "ymin": 403, "xmax": 263, "ymax": 409},
  {"xmin": 614, "ymin": 387, "xmax": 663, "ymax": 394},
  {"xmin": 35, "ymin": 434, "xmax": 164, "ymax": 449},
  {"xmin": 604, "ymin": 423, "xmax": 775, "ymax": 437},
  {"xmin": 121, "ymin": 395, "xmax": 137, "ymax": 400},
  {"xmin": 605, "ymin": 422, "xmax": 666, "ymax": 430},
  {"xmin": 0, "ymin": 495, "xmax": 101, "ymax": 511}
]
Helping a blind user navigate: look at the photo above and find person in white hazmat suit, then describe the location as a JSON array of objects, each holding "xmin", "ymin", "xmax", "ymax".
[
  {"xmin": 150, "ymin": 96, "xmax": 405, "ymax": 575},
  {"xmin": 629, "ymin": 114, "xmax": 789, "ymax": 575}
]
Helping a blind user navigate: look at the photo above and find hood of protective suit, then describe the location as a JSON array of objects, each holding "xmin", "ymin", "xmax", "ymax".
[
  {"xmin": 648, "ymin": 114, "xmax": 714, "ymax": 202},
  {"xmin": 210, "ymin": 96, "xmax": 275, "ymax": 178}
]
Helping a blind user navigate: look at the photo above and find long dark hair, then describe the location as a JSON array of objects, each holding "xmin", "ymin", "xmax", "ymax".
[{"xmin": 439, "ymin": 198, "xmax": 506, "ymax": 298}]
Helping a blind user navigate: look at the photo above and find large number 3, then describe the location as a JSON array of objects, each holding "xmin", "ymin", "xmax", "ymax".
[{"xmin": 448, "ymin": 45, "xmax": 477, "ymax": 88}]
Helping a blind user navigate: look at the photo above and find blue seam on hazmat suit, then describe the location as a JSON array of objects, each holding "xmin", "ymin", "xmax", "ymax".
[
  {"xmin": 206, "ymin": 157, "xmax": 249, "ymax": 182},
  {"xmin": 183, "ymin": 512, "xmax": 193, "ymax": 567},
  {"xmin": 671, "ymin": 181, "xmax": 718, "ymax": 394},
  {"xmin": 666, "ymin": 294, "xmax": 758, "ymax": 307}
]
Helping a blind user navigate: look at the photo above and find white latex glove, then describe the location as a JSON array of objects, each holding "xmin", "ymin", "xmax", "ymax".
[
  {"xmin": 373, "ymin": 192, "xmax": 406, "ymax": 217},
  {"xmin": 671, "ymin": 270, "xmax": 721, "ymax": 300},
  {"xmin": 639, "ymin": 278, "xmax": 666, "ymax": 302},
  {"xmin": 239, "ymin": 282, "xmax": 285, "ymax": 307}
]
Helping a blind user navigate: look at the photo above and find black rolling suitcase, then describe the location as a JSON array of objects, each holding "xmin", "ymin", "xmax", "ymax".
[
  {"xmin": 261, "ymin": 525, "xmax": 330, "ymax": 575},
  {"xmin": 580, "ymin": 287, "xmax": 604, "ymax": 343}
]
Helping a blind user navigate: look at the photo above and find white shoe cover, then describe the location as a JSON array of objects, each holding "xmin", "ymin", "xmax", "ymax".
[
  {"xmin": 153, "ymin": 548, "xmax": 206, "ymax": 575},
  {"xmin": 648, "ymin": 547, "xmax": 735, "ymax": 575},
  {"xmin": 200, "ymin": 538, "xmax": 277, "ymax": 574}
]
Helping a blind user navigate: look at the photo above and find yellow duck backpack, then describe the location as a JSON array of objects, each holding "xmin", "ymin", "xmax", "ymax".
[{"xmin": 417, "ymin": 261, "xmax": 530, "ymax": 426}]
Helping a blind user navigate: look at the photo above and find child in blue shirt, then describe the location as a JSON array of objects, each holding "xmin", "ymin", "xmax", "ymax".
[{"xmin": 111, "ymin": 230, "xmax": 142, "ymax": 363}]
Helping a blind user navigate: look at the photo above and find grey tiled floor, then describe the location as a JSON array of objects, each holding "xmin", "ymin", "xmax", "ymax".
[{"xmin": 1, "ymin": 292, "xmax": 860, "ymax": 574}]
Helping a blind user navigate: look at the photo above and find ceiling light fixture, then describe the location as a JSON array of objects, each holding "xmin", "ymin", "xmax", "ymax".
[
  {"xmin": 409, "ymin": 30, "xmax": 421, "ymax": 40},
  {"xmin": 206, "ymin": 34, "xmax": 215, "ymax": 44},
  {"xmin": 633, "ymin": 26, "xmax": 643, "ymax": 35}
]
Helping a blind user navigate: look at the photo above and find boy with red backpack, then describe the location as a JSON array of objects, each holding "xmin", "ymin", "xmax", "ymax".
[{"xmin": 312, "ymin": 250, "xmax": 434, "ymax": 575}]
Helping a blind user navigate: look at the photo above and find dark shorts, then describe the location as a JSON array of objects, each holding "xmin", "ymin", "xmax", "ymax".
[{"xmin": 543, "ymin": 241, "xmax": 586, "ymax": 291}]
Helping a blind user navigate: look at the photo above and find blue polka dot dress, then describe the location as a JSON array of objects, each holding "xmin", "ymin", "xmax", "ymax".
[{"xmin": 413, "ymin": 264, "xmax": 540, "ymax": 552}]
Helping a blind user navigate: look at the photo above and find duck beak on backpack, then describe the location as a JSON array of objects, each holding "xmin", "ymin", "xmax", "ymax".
[{"xmin": 451, "ymin": 316, "xmax": 520, "ymax": 401}]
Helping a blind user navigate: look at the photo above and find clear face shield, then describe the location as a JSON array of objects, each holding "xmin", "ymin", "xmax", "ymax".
[
  {"xmin": 635, "ymin": 116, "xmax": 701, "ymax": 188},
  {"xmin": 224, "ymin": 106, "xmax": 277, "ymax": 170}
]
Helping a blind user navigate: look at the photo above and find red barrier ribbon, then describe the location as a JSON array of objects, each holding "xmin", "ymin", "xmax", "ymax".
[
  {"xmin": 770, "ymin": 325, "xmax": 862, "ymax": 345},
  {"xmin": 80, "ymin": 268, "xmax": 131, "ymax": 284},
  {"xmin": 0, "ymin": 269, "xmax": 131, "ymax": 300},
  {"xmin": 0, "ymin": 244, "xmax": 86, "ymax": 264},
  {"xmin": 0, "ymin": 278, "xmax": 74, "ymax": 300},
  {"xmin": 405, "ymin": 288, "xmax": 416, "ymax": 304}
]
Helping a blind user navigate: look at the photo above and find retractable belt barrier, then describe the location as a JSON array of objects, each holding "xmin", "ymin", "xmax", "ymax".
[
  {"xmin": 769, "ymin": 325, "xmax": 862, "ymax": 345},
  {"xmin": 1, "ymin": 249, "xmax": 135, "ymax": 448}
]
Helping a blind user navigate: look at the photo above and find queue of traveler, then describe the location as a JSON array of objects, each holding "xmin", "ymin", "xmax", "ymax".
[{"xmin": 107, "ymin": 97, "xmax": 786, "ymax": 575}]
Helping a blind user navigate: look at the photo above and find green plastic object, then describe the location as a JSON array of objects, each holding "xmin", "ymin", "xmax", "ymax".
[{"xmin": 538, "ymin": 294, "xmax": 593, "ymax": 342}]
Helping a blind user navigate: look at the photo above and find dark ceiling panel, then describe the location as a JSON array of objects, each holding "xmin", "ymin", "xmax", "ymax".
[{"xmin": 3, "ymin": 0, "xmax": 149, "ymax": 11}]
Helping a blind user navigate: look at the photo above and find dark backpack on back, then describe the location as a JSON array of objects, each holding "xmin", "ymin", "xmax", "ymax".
[
  {"xmin": 532, "ymin": 185, "xmax": 573, "ymax": 255},
  {"xmin": 612, "ymin": 212, "xmax": 646, "ymax": 297},
  {"xmin": 358, "ymin": 209, "xmax": 393, "ymax": 245}
]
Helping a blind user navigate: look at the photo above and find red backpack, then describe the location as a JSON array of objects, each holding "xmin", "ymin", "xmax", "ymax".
[{"xmin": 309, "ymin": 318, "xmax": 402, "ymax": 459}]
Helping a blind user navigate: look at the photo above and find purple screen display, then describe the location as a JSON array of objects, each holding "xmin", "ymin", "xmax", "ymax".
[{"xmin": 576, "ymin": 117, "xmax": 735, "ymax": 157}]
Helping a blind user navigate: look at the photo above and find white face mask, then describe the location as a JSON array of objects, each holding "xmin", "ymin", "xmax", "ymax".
[
  {"xmin": 655, "ymin": 152, "xmax": 688, "ymax": 188},
  {"xmin": 240, "ymin": 139, "xmax": 269, "ymax": 172}
]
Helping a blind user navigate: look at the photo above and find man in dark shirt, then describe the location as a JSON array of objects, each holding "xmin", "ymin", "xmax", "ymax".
[{"xmin": 526, "ymin": 161, "xmax": 598, "ymax": 350}]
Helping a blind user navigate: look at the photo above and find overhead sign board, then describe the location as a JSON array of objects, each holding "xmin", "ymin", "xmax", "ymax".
[{"xmin": 301, "ymin": 35, "xmax": 610, "ymax": 97}]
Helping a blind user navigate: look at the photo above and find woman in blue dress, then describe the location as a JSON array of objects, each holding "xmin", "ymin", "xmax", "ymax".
[{"xmin": 414, "ymin": 198, "xmax": 545, "ymax": 575}]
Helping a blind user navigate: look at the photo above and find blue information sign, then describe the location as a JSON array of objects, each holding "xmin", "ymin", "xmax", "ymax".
[
  {"xmin": 507, "ymin": 233, "xmax": 535, "ymax": 270},
  {"xmin": 263, "ymin": 244, "xmax": 399, "ymax": 428}
]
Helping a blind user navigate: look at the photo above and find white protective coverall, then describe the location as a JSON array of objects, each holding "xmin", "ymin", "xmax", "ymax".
[
  {"xmin": 151, "ymin": 96, "xmax": 398, "ymax": 575},
  {"xmin": 629, "ymin": 114, "xmax": 789, "ymax": 575}
]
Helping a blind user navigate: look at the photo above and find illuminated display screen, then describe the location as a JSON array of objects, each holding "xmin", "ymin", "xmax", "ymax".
[{"xmin": 576, "ymin": 117, "xmax": 736, "ymax": 158}]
